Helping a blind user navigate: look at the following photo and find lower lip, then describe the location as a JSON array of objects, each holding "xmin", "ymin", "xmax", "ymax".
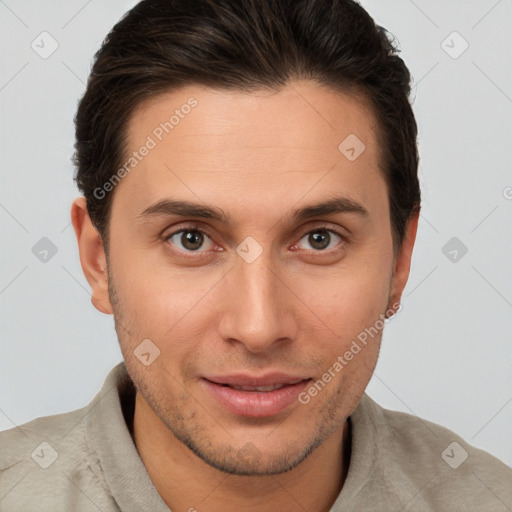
[{"xmin": 202, "ymin": 379, "xmax": 311, "ymax": 418}]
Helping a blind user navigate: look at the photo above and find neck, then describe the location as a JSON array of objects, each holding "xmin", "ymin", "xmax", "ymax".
[{"xmin": 133, "ymin": 392, "xmax": 351, "ymax": 512}]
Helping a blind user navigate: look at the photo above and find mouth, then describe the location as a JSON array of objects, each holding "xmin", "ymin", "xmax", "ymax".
[
  {"xmin": 218, "ymin": 379, "xmax": 306, "ymax": 392},
  {"xmin": 201, "ymin": 374, "xmax": 312, "ymax": 418}
]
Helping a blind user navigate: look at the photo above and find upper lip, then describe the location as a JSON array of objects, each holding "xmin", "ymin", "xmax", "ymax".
[{"xmin": 204, "ymin": 373, "xmax": 311, "ymax": 387}]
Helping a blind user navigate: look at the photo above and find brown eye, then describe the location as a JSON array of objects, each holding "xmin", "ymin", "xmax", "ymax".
[
  {"xmin": 166, "ymin": 229, "xmax": 214, "ymax": 252},
  {"xmin": 296, "ymin": 229, "xmax": 343, "ymax": 251}
]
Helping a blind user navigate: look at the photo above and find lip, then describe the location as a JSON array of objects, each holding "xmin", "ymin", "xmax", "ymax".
[
  {"xmin": 201, "ymin": 373, "xmax": 312, "ymax": 418},
  {"xmin": 204, "ymin": 372, "xmax": 310, "ymax": 387}
]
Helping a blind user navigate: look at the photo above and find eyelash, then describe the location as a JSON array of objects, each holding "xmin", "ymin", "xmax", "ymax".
[{"xmin": 163, "ymin": 223, "xmax": 346, "ymax": 257}]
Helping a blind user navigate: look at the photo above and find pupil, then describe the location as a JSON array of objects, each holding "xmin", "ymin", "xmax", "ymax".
[
  {"xmin": 310, "ymin": 230, "xmax": 330, "ymax": 250},
  {"xmin": 182, "ymin": 231, "xmax": 203, "ymax": 250}
]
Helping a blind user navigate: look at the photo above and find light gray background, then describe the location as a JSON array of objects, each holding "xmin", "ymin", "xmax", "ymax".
[{"xmin": 1, "ymin": 0, "xmax": 511, "ymax": 469}]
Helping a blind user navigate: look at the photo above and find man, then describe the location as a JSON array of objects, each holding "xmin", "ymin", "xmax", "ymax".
[{"xmin": 1, "ymin": 0, "xmax": 510, "ymax": 510}]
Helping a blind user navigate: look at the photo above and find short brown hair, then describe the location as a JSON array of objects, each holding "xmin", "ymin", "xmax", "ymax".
[{"xmin": 73, "ymin": 0, "xmax": 421, "ymax": 256}]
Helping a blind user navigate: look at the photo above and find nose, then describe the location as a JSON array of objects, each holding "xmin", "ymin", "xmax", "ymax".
[{"xmin": 217, "ymin": 249, "xmax": 298, "ymax": 353}]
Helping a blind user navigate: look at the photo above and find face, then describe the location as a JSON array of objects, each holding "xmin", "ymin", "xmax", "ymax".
[{"xmin": 76, "ymin": 80, "xmax": 416, "ymax": 476}]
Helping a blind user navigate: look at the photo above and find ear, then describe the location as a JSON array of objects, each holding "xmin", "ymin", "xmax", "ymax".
[
  {"xmin": 71, "ymin": 197, "xmax": 113, "ymax": 315},
  {"xmin": 387, "ymin": 210, "xmax": 420, "ymax": 315}
]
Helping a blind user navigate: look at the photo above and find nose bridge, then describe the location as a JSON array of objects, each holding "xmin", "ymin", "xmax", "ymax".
[{"xmin": 219, "ymin": 246, "xmax": 295, "ymax": 351}]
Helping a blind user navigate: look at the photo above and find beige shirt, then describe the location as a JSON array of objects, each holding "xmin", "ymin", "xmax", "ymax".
[{"xmin": 1, "ymin": 362, "xmax": 511, "ymax": 511}]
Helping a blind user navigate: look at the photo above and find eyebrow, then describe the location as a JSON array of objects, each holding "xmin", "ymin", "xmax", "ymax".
[{"xmin": 136, "ymin": 196, "xmax": 369, "ymax": 224}]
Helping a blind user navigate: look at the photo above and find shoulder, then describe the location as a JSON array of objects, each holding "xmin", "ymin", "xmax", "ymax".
[
  {"xmin": 0, "ymin": 393, "xmax": 119, "ymax": 511},
  {"xmin": 353, "ymin": 394, "xmax": 512, "ymax": 510}
]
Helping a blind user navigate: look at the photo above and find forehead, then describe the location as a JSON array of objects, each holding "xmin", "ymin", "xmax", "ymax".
[
  {"xmin": 128, "ymin": 81, "xmax": 378, "ymax": 153},
  {"xmin": 114, "ymin": 80, "xmax": 385, "ymax": 223}
]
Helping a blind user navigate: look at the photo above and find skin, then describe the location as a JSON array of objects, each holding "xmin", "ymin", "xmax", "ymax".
[{"xmin": 72, "ymin": 80, "xmax": 419, "ymax": 512}]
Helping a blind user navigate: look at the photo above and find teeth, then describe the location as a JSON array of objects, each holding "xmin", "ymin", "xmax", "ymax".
[
  {"xmin": 231, "ymin": 384, "xmax": 285, "ymax": 391},
  {"xmin": 227, "ymin": 380, "xmax": 304, "ymax": 392}
]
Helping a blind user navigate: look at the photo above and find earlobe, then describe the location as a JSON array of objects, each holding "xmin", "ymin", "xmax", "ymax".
[
  {"xmin": 388, "ymin": 210, "xmax": 420, "ymax": 312},
  {"xmin": 71, "ymin": 197, "xmax": 113, "ymax": 315}
]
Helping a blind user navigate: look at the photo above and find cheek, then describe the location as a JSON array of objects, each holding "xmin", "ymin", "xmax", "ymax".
[
  {"xmin": 111, "ymin": 271, "xmax": 224, "ymax": 378},
  {"xmin": 112, "ymin": 247, "xmax": 220, "ymax": 330},
  {"xmin": 295, "ymin": 260, "xmax": 391, "ymax": 342}
]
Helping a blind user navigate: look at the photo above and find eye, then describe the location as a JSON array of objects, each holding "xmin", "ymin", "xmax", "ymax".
[
  {"xmin": 295, "ymin": 228, "xmax": 344, "ymax": 251},
  {"xmin": 165, "ymin": 227, "xmax": 215, "ymax": 252}
]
